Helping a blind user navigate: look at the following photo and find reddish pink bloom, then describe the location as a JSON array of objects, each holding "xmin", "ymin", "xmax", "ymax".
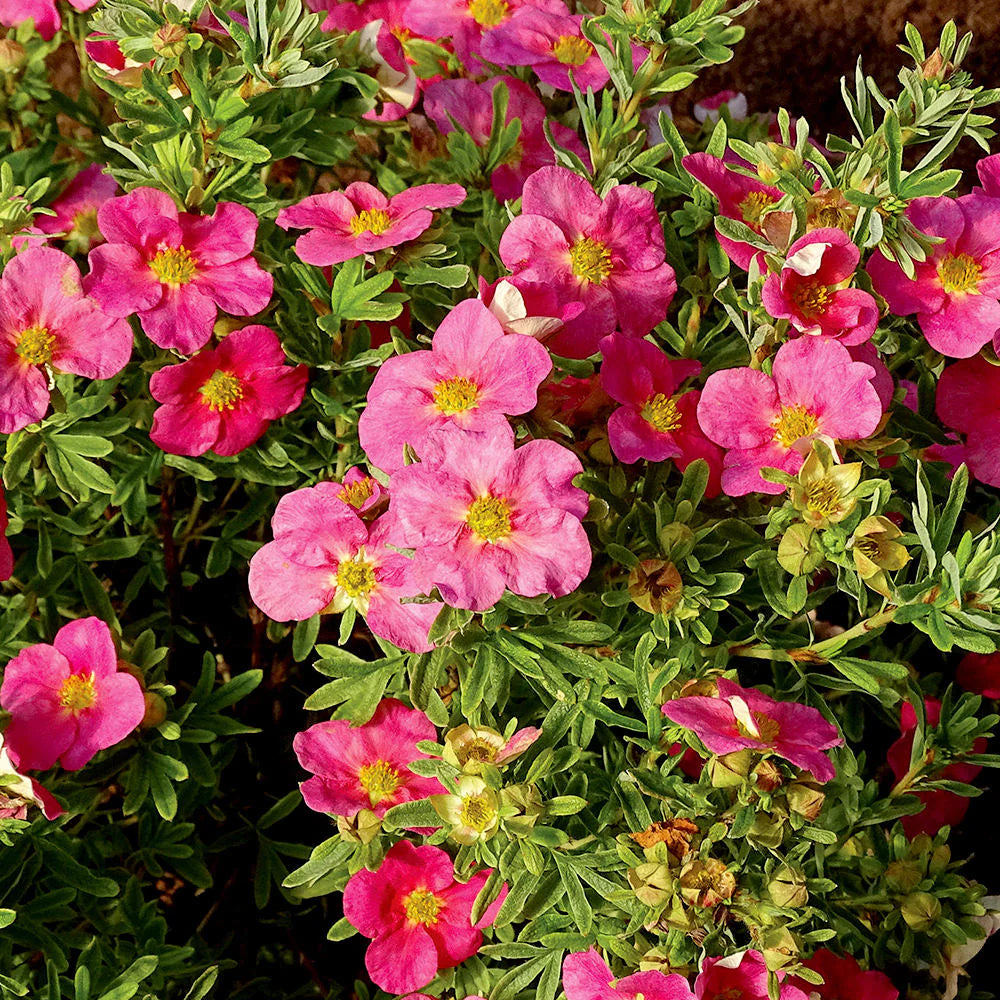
[
  {"xmin": 694, "ymin": 951, "xmax": 808, "ymax": 1000},
  {"xmin": 343, "ymin": 840, "xmax": 507, "ymax": 995},
  {"xmin": 315, "ymin": 0, "xmax": 416, "ymax": 33},
  {"xmin": 761, "ymin": 228, "xmax": 878, "ymax": 344},
  {"xmin": 84, "ymin": 35, "xmax": 149, "ymax": 84},
  {"xmin": 149, "ymin": 325, "xmax": 307, "ymax": 457},
  {"xmin": 386, "ymin": 422, "xmax": 591, "ymax": 611},
  {"xmin": 478, "ymin": 276, "xmax": 584, "ymax": 353},
  {"xmin": 294, "ymin": 698, "xmax": 444, "ymax": 818},
  {"xmin": 37, "ymin": 164, "xmax": 119, "ymax": 251},
  {"xmin": 0, "ymin": 247, "xmax": 133, "ymax": 434},
  {"xmin": 331, "ymin": 467, "xmax": 389, "ymax": 514},
  {"xmin": 563, "ymin": 950, "xmax": 695, "ymax": 1000},
  {"xmin": 248, "ymin": 486, "xmax": 442, "ymax": 653},
  {"xmin": 277, "ymin": 181, "xmax": 466, "ymax": 267},
  {"xmin": 936, "ymin": 355, "xmax": 1000, "ymax": 488},
  {"xmin": 358, "ymin": 299, "xmax": 551, "ymax": 473},
  {"xmin": 0, "ymin": 617, "xmax": 145, "ymax": 771},
  {"xmin": 87, "ymin": 188, "xmax": 273, "ymax": 354},
  {"xmin": 866, "ymin": 194, "xmax": 1000, "ymax": 358},
  {"xmin": 787, "ymin": 951, "xmax": 898, "ymax": 1000},
  {"xmin": 499, "ymin": 166, "xmax": 676, "ymax": 354},
  {"xmin": 0, "ymin": 735, "xmax": 62, "ymax": 820},
  {"xmin": 683, "ymin": 153, "xmax": 784, "ymax": 270},
  {"xmin": 975, "ymin": 152, "xmax": 1000, "ymax": 197},
  {"xmin": 423, "ymin": 76, "xmax": 588, "ymax": 201},
  {"xmin": 600, "ymin": 333, "xmax": 723, "ymax": 494},
  {"xmin": 693, "ymin": 90, "xmax": 747, "ymax": 124},
  {"xmin": 662, "ymin": 677, "xmax": 843, "ymax": 783},
  {"xmin": 957, "ymin": 651, "xmax": 1000, "ymax": 699},
  {"xmin": 697, "ymin": 337, "xmax": 883, "ymax": 496},
  {"xmin": 0, "ymin": 0, "xmax": 94, "ymax": 39},
  {"xmin": 667, "ymin": 742, "xmax": 705, "ymax": 779},
  {"xmin": 0, "ymin": 483, "xmax": 12, "ymax": 582}
]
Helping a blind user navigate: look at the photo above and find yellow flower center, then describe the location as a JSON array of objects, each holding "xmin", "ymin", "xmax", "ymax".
[
  {"xmin": 464, "ymin": 737, "xmax": 499, "ymax": 763},
  {"xmin": 200, "ymin": 370, "xmax": 245, "ymax": 412},
  {"xmin": 640, "ymin": 393, "xmax": 682, "ymax": 433},
  {"xmin": 340, "ymin": 477, "xmax": 376, "ymax": 509},
  {"xmin": 15, "ymin": 325, "xmax": 56, "ymax": 365},
  {"xmin": 772, "ymin": 404, "xmax": 818, "ymax": 449},
  {"xmin": 735, "ymin": 711, "xmax": 781, "ymax": 744},
  {"xmin": 350, "ymin": 209, "xmax": 392, "ymax": 237},
  {"xmin": 357, "ymin": 758, "xmax": 400, "ymax": 805},
  {"xmin": 459, "ymin": 792, "xmax": 495, "ymax": 831},
  {"xmin": 336, "ymin": 556, "xmax": 376, "ymax": 597},
  {"xmin": 813, "ymin": 206, "xmax": 852, "ymax": 230},
  {"xmin": 552, "ymin": 34, "xmax": 591, "ymax": 66},
  {"xmin": 59, "ymin": 672, "xmax": 97, "ymax": 712},
  {"xmin": 73, "ymin": 208, "xmax": 101, "ymax": 241},
  {"xmin": 468, "ymin": 0, "xmax": 508, "ymax": 26},
  {"xmin": 791, "ymin": 280, "xmax": 831, "ymax": 318},
  {"xmin": 854, "ymin": 536, "xmax": 881, "ymax": 559},
  {"xmin": 804, "ymin": 476, "xmax": 842, "ymax": 517},
  {"xmin": 403, "ymin": 887, "xmax": 445, "ymax": 925},
  {"xmin": 466, "ymin": 495, "xmax": 512, "ymax": 543},
  {"xmin": 569, "ymin": 237, "xmax": 613, "ymax": 284},
  {"xmin": 150, "ymin": 245, "xmax": 197, "ymax": 285},
  {"xmin": 938, "ymin": 252, "xmax": 981, "ymax": 294},
  {"xmin": 738, "ymin": 191, "xmax": 772, "ymax": 227},
  {"xmin": 433, "ymin": 375, "xmax": 480, "ymax": 415}
]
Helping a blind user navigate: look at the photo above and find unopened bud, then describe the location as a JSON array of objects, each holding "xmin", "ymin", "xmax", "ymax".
[
  {"xmin": 0, "ymin": 39, "xmax": 27, "ymax": 73},
  {"xmin": 901, "ymin": 891, "xmax": 941, "ymax": 931},
  {"xmin": 628, "ymin": 861, "xmax": 674, "ymax": 907},
  {"xmin": 753, "ymin": 759, "xmax": 784, "ymax": 793},
  {"xmin": 337, "ymin": 808, "xmax": 381, "ymax": 844},
  {"xmin": 140, "ymin": 691, "xmax": 168, "ymax": 729},
  {"xmin": 787, "ymin": 781, "xmax": 826, "ymax": 821},
  {"xmin": 768, "ymin": 866, "xmax": 809, "ymax": 908},
  {"xmin": 153, "ymin": 23, "xmax": 189, "ymax": 59},
  {"xmin": 708, "ymin": 749, "xmax": 752, "ymax": 788}
]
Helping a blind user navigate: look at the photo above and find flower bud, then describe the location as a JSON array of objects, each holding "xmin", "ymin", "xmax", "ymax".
[
  {"xmin": 0, "ymin": 39, "xmax": 27, "ymax": 73},
  {"xmin": 337, "ymin": 808, "xmax": 381, "ymax": 844},
  {"xmin": 761, "ymin": 926, "xmax": 800, "ymax": 971},
  {"xmin": 140, "ymin": 691, "xmax": 168, "ymax": 729},
  {"xmin": 886, "ymin": 860, "xmax": 924, "ymax": 893},
  {"xmin": 753, "ymin": 759, "xmax": 784, "ymax": 793},
  {"xmin": 678, "ymin": 857, "xmax": 736, "ymax": 908},
  {"xmin": 778, "ymin": 523, "xmax": 826, "ymax": 576},
  {"xmin": 708, "ymin": 749, "xmax": 753, "ymax": 788},
  {"xmin": 768, "ymin": 866, "xmax": 808, "ymax": 908},
  {"xmin": 748, "ymin": 811, "xmax": 786, "ymax": 850},
  {"xmin": 786, "ymin": 781, "xmax": 825, "ymax": 821},
  {"xmin": 901, "ymin": 891, "xmax": 942, "ymax": 931},
  {"xmin": 628, "ymin": 861, "xmax": 675, "ymax": 907},
  {"xmin": 153, "ymin": 23, "xmax": 189, "ymax": 59}
]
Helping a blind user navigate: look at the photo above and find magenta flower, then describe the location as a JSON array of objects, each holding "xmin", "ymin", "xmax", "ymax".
[
  {"xmin": 276, "ymin": 181, "xmax": 466, "ymax": 267},
  {"xmin": 866, "ymin": 194, "xmax": 1000, "ymax": 357},
  {"xmin": 761, "ymin": 228, "xmax": 878, "ymax": 344},
  {"xmin": 0, "ymin": 617, "xmax": 145, "ymax": 771},
  {"xmin": 563, "ymin": 950, "xmax": 695, "ymax": 1000},
  {"xmin": 0, "ymin": 247, "xmax": 133, "ymax": 434},
  {"xmin": 0, "ymin": 0, "xmax": 95, "ymax": 39},
  {"xmin": 480, "ymin": 7, "xmax": 609, "ymax": 93},
  {"xmin": 248, "ymin": 486, "xmax": 442, "ymax": 653},
  {"xmin": 36, "ymin": 164, "xmax": 119, "ymax": 251},
  {"xmin": 149, "ymin": 325, "xmax": 307, "ymax": 457},
  {"xmin": 478, "ymin": 276, "xmax": 585, "ymax": 352},
  {"xmin": 358, "ymin": 17, "xmax": 420, "ymax": 121},
  {"xmin": 661, "ymin": 677, "xmax": 843, "ymax": 783},
  {"xmin": 694, "ymin": 951, "xmax": 809, "ymax": 1000},
  {"xmin": 957, "ymin": 651, "xmax": 1000, "ymax": 699},
  {"xmin": 787, "ymin": 951, "xmax": 898, "ymax": 1000},
  {"xmin": 86, "ymin": 187, "xmax": 273, "ymax": 354},
  {"xmin": 936, "ymin": 355, "xmax": 1000, "ymax": 488},
  {"xmin": 358, "ymin": 298, "xmax": 552, "ymax": 473},
  {"xmin": 599, "ymin": 333, "xmax": 723, "ymax": 495},
  {"xmin": 0, "ymin": 484, "xmax": 12, "ymax": 582},
  {"xmin": 0, "ymin": 734, "xmax": 62, "ymax": 820},
  {"xmin": 499, "ymin": 166, "xmax": 677, "ymax": 355},
  {"xmin": 422, "ymin": 76, "xmax": 589, "ymax": 201},
  {"xmin": 343, "ymin": 840, "xmax": 507, "ymax": 995},
  {"xmin": 386, "ymin": 422, "xmax": 591, "ymax": 611},
  {"xmin": 331, "ymin": 467, "xmax": 389, "ymax": 514},
  {"xmin": 976, "ymin": 151, "xmax": 1000, "ymax": 197},
  {"xmin": 696, "ymin": 336, "xmax": 883, "ymax": 496},
  {"xmin": 84, "ymin": 35, "xmax": 148, "ymax": 85},
  {"xmin": 683, "ymin": 153, "xmax": 784, "ymax": 270},
  {"xmin": 294, "ymin": 698, "xmax": 444, "ymax": 818}
]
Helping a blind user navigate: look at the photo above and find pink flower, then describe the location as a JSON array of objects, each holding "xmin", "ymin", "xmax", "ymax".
[
  {"xmin": 86, "ymin": 187, "xmax": 273, "ymax": 354},
  {"xmin": 84, "ymin": 35, "xmax": 149, "ymax": 84},
  {"xmin": 422, "ymin": 76, "xmax": 588, "ymax": 201},
  {"xmin": 358, "ymin": 298, "xmax": 552, "ymax": 473},
  {"xmin": 936, "ymin": 355, "xmax": 1000, "ymax": 488},
  {"xmin": 693, "ymin": 89, "xmax": 747, "ymax": 124},
  {"xmin": 36, "ymin": 164, "xmax": 119, "ymax": 251},
  {"xmin": 331, "ymin": 467, "xmax": 389, "ymax": 514},
  {"xmin": 0, "ymin": 0, "xmax": 94, "ymax": 39},
  {"xmin": 866, "ymin": 194, "xmax": 1000, "ymax": 358},
  {"xmin": 248, "ymin": 486, "xmax": 442, "ymax": 653},
  {"xmin": 480, "ymin": 7, "xmax": 609, "ymax": 93},
  {"xmin": 294, "ymin": 698, "xmax": 444, "ymax": 817},
  {"xmin": 975, "ymin": 151, "xmax": 1000, "ymax": 198},
  {"xmin": 0, "ymin": 734, "xmax": 62, "ymax": 820},
  {"xmin": 787, "ymin": 951, "xmax": 898, "ymax": 1000},
  {"xmin": 563, "ymin": 950, "xmax": 695, "ymax": 1000},
  {"xmin": 694, "ymin": 951, "xmax": 809, "ymax": 1000},
  {"xmin": 343, "ymin": 840, "xmax": 507, "ymax": 995},
  {"xmin": 0, "ymin": 247, "xmax": 133, "ymax": 434},
  {"xmin": 385, "ymin": 422, "xmax": 591, "ymax": 611},
  {"xmin": 761, "ymin": 228, "xmax": 878, "ymax": 344},
  {"xmin": 149, "ymin": 325, "xmax": 307, "ymax": 457},
  {"xmin": 696, "ymin": 337, "xmax": 883, "ymax": 496},
  {"xmin": 478, "ymin": 276, "xmax": 585, "ymax": 352},
  {"xmin": 683, "ymin": 153, "xmax": 783, "ymax": 270},
  {"xmin": 957, "ymin": 651, "xmax": 1000, "ymax": 699},
  {"xmin": 0, "ymin": 617, "xmax": 145, "ymax": 771},
  {"xmin": 661, "ymin": 677, "xmax": 843, "ymax": 783},
  {"xmin": 599, "ymin": 333, "xmax": 723, "ymax": 494},
  {"xmin": 358, "ymin": 18, "xmax": 420, "ymax": 121},
  {"xmin": 499, "ymin": 166, "xmax": 677, "ymax": 355},
  {"xmin": 0, "ymin": 483, "xmax": 12, "ymax": 582},
  {"xmin": 276, "ymin": 181, "xmax": 466, "ymax": 267}
]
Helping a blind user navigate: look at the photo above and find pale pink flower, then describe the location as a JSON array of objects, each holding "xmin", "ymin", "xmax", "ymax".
[
  {"xmin": 330, "ymin": 467, "xmax": 388, "ymax": 514},
  {"xmin": 787, "ymin": 951, "xmax": 898, "ymax": 1000},
  {"xmin": 0, "ymin": 0, "xmax": 95, "ymax": 40},
  {"xmin": 0, "ymin": 617, "xmax": 146, "ymax": 771},
  {"xmin": 36, "ymin": 164, "xmax": 119, "ymax": 251},
  {"xmin": 563, "ymin": 950, "xmax": 695, "ymax": 1000},
  {"xmin": 694, "ymin": 951, "xmax": 808, "ymax": 1000},
  {"xmin": 0, "ymin": 734, "xmax": 62, "ymax": 820}
]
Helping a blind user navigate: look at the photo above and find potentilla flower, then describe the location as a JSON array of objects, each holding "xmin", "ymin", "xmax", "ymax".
[
  {"xmin": 936, "ymin": 355, "xmax": 1000, "ymax": 488},
  {"xmin": 694, "ymin": 951, "xmax": 809, "ymax": 1000},
  {"xmin": 0, "ymin": 0, "xmax": 95, "ymax": 40},
  {"xmin": 0, "ymin": 734, "xmax": 62, "ymax": 820},
  {"xmin": 36, "ymin": 164, "xmax": 119, "ymax": 251},
  {"xmin": 683, "ymin": 152, "xmax": 784, "ymax": 270},
  {"xmin": 600, "ymin": 333, "xmax": 723, "ymax": 494},
  {"xmin": 293, "ymin": 697, "xmax": 444, "ymax": 818},
  {"xmin": 385, "ymin": 421, "xmax": 591, "ymax": 612},
  {"xmin": 693, "ymin": 89, "xmax": 748, "ymax": 124},
  {"xmin": 696, "ymin": 336, "xmax": 883, "ymax": 496},
  {"xmin": 331, "ymin": 467, "xmax": 388, "ymax": 514},
  {"xmin": 478, "ymin": 276, "xmax": 585, "ymax": 352},
  {"xmin": 430, "ymin": 775, "xmax": 500, "ymax": 844},
  {"xmin": 276, "ymin": 181, "xmax": 466, "ymax": 267},
  {"xmin": 422, "ymin": 76, "xmax": 588, "ymax": 201},
  {"xmin": 786, "ymin": 950, "xmax": 898, "ymax": 1000},
  {"xmin": 480, "ymin": 7, "xmax": 610, "ymax": 93},
  {"xmin": 0, "ymin": 483, "xmax": 12, "ymax": 582},
  {"xmin": 866, "ymin": 194, "xmax": 1000, "ymax": 358},
  {"xmin": 84, "ymin": 35, "xmax": 149, "ymax": 85},
  {"xmin": 563, "ymin": 949, "xmax": 696, "ymax": 1000},
  {"xmin": 0, "ymin": 617, "xmax": 146, "ymax": 771},
  {"xmin": 358, "ymin": 18, "xmax": 420, "ymax": 121},
  {"xmin": 342, "ymin": 840, "xmax": 507, "ymax": 995},
  {"xmin": 442, "ymin": 722, "xmax": 540, "ymax": 773},
  {"xmin": 499, "ymin": 166, "xmax": 677, "ymax": 354},
  {"xmin": 86, "ymin": 187, "xmax": 273, "ymax": 354},
  {"xmin": 358, "ymin": 298, "xmax": 552, "ymax": 473},
  {"xmin": 661, "ymin": 677, "xmax": 843, "ymax": 783},
  {"xmin": 957, "ymin": 651, "xmax": 1000, "ymax": 699},
  {"xmin": 761, "ymin": 228, "xmax": 878, "ymax": 343},
  {"xmin": 149, "ymin": 325, "xmax": 307, "ymax": 457},
  {"xmin": 248, "ymin": 485, "xmax": 443, "ymax": 653},
  {"xmin": 0, "ymin": 247, "xmax": 133, "ymax": 434}
]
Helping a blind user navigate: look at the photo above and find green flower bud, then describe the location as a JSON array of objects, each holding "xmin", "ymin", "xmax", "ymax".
[{"xmin": 901, "ymin": 891, "xmax": 942, "ymax": 931}]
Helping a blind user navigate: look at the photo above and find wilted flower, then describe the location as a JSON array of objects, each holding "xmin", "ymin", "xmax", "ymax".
[
  {"xmin": 777, "ymin": 523, "xmax": 826, "ymax": 576},
  {"xmin": 430, "ymin": 775, "xmax": 500, "ymax": 844},
  {"xmin": 0, "ymin": 734, "xmax": 62, "ymax": 820},
  {"xmin": 850, "ymin": 515, "xmax": 909, "ymax": 597},
  {"xmin": 36, "ymin": 164, "xmax": 118, "ymax": 252},
  {"xmin": 768, "ymin": 865, "xmax": 808, "ymax": 909},
  {"xmin": 678, "ymin": 857, "xmax": 736, "ymax": 908},
  {"xmin": 789, "ymin": 446, "xmax": 862, "ymax": 528},
  {"xmin": 443, "ymin": 723, "xmax": 540, "ymax": 773},
  {"xmin": 629, "ymin": 560, "xmax": 688, "ymax": 616}
]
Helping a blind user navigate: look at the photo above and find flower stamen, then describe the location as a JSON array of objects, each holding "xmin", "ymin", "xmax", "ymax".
[
  {"xmin": 569, "ymin": 237, "xmax": 613, "ymax": 284},
  {"xmin": 403, "ymin": 887, "xmax": 445, "ymax": 925},
  {"xmin": 150, "ymin": 245, "xmax": 197, "ymax": 285},
  {"xmin": 59, "ymin": 672, "xmax": 97, "ymax": 712},
  {"xmin": 468, "ymin": 0, "xmax": 508, "ymax": 27},
  {"xmin": 938, "ymin": 252, "xmax": 981, "ymax": 294},
  {"xmin": 350, "ymin": 209, "xmax": 392, "ymax": 237},
  {"xmin": 200, "ymin": 370, "xmax": 245, "ymax": 412},
  {"xmin": 358, "ymin": 758, "xmax": 400, "ymax": 805},
  {"xmin": 466, "ymin": 495, "xmax": 512, "ymax": 543},
  {"xmin": 15, "ymin": 325, "xmax": 56, "ymax": 365},
  {"xmin": 433, "ymin": 376, "xmax": 480, "ymax": 415},
  {"xmin": 551, "ymin": 34, "xmax": 591, "ymax": 66},
  {"xmin": 640, "ymin": 393, "xmax": 682, "ymax": 433},
  {"xmin": 771, "ymin": 404, "xmax": 819, "ymax": 449}
]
